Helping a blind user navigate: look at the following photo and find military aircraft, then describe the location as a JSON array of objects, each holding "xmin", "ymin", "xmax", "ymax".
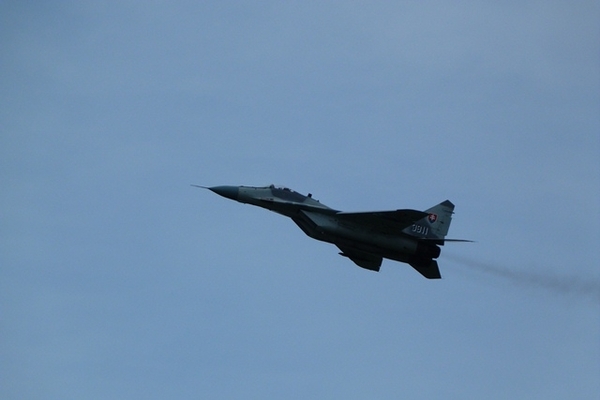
[{"xmin": 195, "ymin": 184, "xmax": 471, "ymax": 279}]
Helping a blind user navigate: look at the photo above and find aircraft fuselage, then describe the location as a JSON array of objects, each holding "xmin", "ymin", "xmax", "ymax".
[{"xmin": 198, "ymin": 184, "xmax": 461, "ymax": 279}]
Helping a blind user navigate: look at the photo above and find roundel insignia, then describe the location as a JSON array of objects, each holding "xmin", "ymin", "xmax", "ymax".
[{"xmin": 427, "ymin": 213, "xmax": 438, "ymax": 224}]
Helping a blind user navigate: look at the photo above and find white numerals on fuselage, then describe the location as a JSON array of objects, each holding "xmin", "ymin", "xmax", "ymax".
[{"xmin": 411, "ymin": 224, "xmax": 429, "ymax": 236}]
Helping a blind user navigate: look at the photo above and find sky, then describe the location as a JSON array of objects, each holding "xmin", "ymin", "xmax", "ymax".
[{"xmin": 2, "ymin": 1, "xmax": 599, "ymax": 399}]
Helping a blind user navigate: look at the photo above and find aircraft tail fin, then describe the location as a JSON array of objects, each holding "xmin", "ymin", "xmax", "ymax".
[{"xmin": 402, "ymin": 200, "xmax": 455, "ymax": 242}]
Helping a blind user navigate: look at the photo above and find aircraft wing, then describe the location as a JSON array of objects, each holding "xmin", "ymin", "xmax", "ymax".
[{"xmin": 335, "ymin": 209, "xmax": 428, "ymax": 235}]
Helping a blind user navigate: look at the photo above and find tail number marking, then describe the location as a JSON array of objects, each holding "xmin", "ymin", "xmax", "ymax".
[{"xmin": 411, "ymin": 224, "xmax": 429, "ymax": 235}]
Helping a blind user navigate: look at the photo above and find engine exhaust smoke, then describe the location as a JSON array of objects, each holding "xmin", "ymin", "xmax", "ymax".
[{"xmin": 445, "ymin": 253, "xmax": 600, "ymax": 302}]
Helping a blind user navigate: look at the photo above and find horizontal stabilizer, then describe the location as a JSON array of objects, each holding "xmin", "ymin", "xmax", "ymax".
[
  {"xmin": 410, "ymin": 260, "xmax": 441, "ymax": 279},
  {"xmin": 418, "ymin": 238, "xmax": 475, "ymax": 244}
]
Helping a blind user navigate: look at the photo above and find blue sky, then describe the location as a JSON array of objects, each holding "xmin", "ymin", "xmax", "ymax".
[{"xmin": 2, "ymin": 2, "xmax": 599, "ymax": 399}]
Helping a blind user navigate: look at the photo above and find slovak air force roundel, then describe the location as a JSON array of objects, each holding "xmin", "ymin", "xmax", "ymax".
[{"xmin": 427, "ymin": 213, "xmax": 438, "ymax": 224}]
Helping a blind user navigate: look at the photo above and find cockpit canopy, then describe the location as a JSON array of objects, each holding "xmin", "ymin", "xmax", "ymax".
[
  {"xmin": 267, "ymin": 184, "xmax": 308, "ymax": 203},
  {"xmin": 269, "ymin": 184, "xmax": 293, "ymax": 191}
]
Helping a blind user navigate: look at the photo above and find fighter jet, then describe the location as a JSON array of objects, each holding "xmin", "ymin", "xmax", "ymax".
[{"xmin": 196, "ymin": 184, "xmax": 471, "ymax": 279}]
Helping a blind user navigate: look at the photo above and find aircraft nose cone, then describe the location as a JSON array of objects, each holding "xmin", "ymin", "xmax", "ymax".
[{"xmin": 209, "ymin": 185, "xmax": 239, "ymax": 201}]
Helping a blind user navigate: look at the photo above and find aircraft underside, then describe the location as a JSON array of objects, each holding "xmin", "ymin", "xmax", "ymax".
[{"xmin": 292, "ymin": 210, "xmax": 442, "ymax": 278}]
